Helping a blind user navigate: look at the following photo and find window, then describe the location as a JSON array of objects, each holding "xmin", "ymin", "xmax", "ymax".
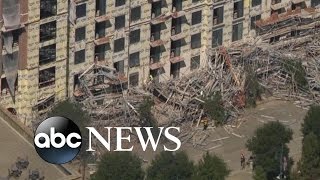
[
  {"xmin": 192, "ymin": 11, "xmax": 202, "ymax": 25},
  {"xmin": 233, "ymin": 1, "xmax": 244, "ymax": 19},
  {"xmin": 251, "ymin": 15, "xmax": 261, "ymax": 30},
  {"xmin": 114, "ymin": 60, "xmax": 124, "ymax": 74},
  {"xmin": 150, "ymin": 47, "xmax": 161, "ymax": 63},
  {"xmin": 95, "ymin": 44, "xmax": 107, "ymax": 61},
  {"xmin": 192, "ymin": 0, "xmax": 200, "ymax": 3},
  {"xmin": 75, "ymin": 27, "xmax": 86, "ymax": 42},
  {"xmin": 191, "ymin": 33, "xmax": 201, "ymax": 49},
  {"xmin": 131, "ymin": 6, "xmax": 141, "ymax": 21},
  {"xmin": 213, "ymin": 6, "xmax": 224, "ymax": 25},
  {"xmin": 40, "ymin": 21, "xmax": 56, "ymax": 42},
  {"xmin": 39, "ymin": 67, "xmax": 55, "ymax": 88},
  {"xmin": 12, "ymin": 30, "xmax": 20, "ymax": 45},
  {"xmin": 190, "ymin": 55, "xmax": 200, "ymax": 70},
  {"xmin": 252, "ymin": 0, "xmax": 261, "ymax": 7},
  {"xmin": 130, "ymin": 29, "xmax": 140, "ymax": 44},
  {"xmin": 38, "ymin": 96, "xmax": 55, "ymax": 112},
  {"xmin": 311, "ymin": 0, "xmax": 320, "ymax": 7},
  {"xmin": 129, "ymin": 73, "xmax": 139, "ymax": 87},
  {"xmin": 40, "ymin": 0, "xmax": 57, "ymax": 19},
  {"xmin": 173, "ymin": 0, "xmax": 182, "ymax": 12},
  {"xmin": 129, "ymin": 52, "xmax": 140, "ymax": 67},
  {"xmin": 74, "ymin": 74, "xmax": 80, "ymax": 90},
  {"xmin": 95, "ymin": 22, "xmax": 106, "ymax": 38},
  {"xmin": 151, "ymin": 24, "xmax": 161, "ymax": 41},
  {"xmin": 114, "ymin": 38, "xmax": 125, "ymax": 52},
  {"xmin": 212, "ymin": 29, "xmax": 223, "ymax": 48},
  {"xmin": 76, "ymin": 4, "xmax": 86, "ymax": 18},
  {"xmin": 152, "ymin": 2, "xmax": 162, "ymax": 18},
  {"xmin": 115, "ymin": 15, "xmax": 125, "ymax": 29},
  {"xmin": 172, "ymin": 17, "xmax": 182, "ymax": 34},
  {"xmin": 39, "ymin": 44, "xmax": 56, "ymax": 65},
  {"xmin": 96, "ymin": 0, "xmax": 106, "ymax": 16},
  {"xmin": 232, "ymin": 23, "xmax": 243, "ymax": 42},
  {"xmin": 115, "ymin": 0, "xmax": 126, "ymax": 7},
  {"xmin": 75, "ymin": 49, "xmax": 86, "ymax": 64}
]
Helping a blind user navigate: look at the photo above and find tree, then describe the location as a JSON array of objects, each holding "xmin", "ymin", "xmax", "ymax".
[
  {"xmin": 193, "ymin": 152, "xmax": 230, "ymax": 180},
  {"xmin": 244, "ymin": 67, "xmax": 263, "ymax": 108},
  {"xmin": 253, "ymin": 166, "xmax": 267, "ymax": 180},
  {"xmin": 91, "ymin": 152, "xmax": 144, "ymax": 180},
  {"xmin": 137, "ymin": 97, "xmax": 159, "ymax": 139},
  {"xmin": 147, "ymin": 151, "xmax": 194, "ymax": 180},
  {"xmin": 203, "ymin": 92, "xmax": 226, "ymax": 125},
  {"xmin": 47, "ymin": 100, "xmax": 91, "ymax": 180},
  {"xmin": 246, "ymin": 121, "xmax": 293, "ymax": 179},
  {"xmin": 298, "ymin": 132, "xmax": 320, "ymax": 179},
  {"xmin": 301, "ymin": 105, "xmax": 320, "ymax": 138}
]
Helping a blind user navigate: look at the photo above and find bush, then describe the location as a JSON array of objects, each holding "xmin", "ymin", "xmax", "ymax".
[
  {"xmin": 282, "ymin": 59, "xmax": 308, "ymax": 88},
  {"xmin": 203, "ymin": 92, "xmax": 226, "ymax": 125},
  {"xmin": 301, "ymin": 105, "xmax": 320, "ymax": 138}
]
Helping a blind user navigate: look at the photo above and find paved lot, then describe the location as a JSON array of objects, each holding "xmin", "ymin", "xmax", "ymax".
[
  {"xmin": 136, "ymin": 100, "xmax": 307, "ymax": 180},
  {"xmin": 0, "ymin": 117, "xmax": 66, "ymax": 180}
]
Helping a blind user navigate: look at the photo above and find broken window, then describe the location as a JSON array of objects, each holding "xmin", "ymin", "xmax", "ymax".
[
  {"xmin": 173, "ymin": 0, "xmax": 183, "ymax": 12},
  {"xmin": 95, "ymin": 44, "xmax": 107, "ymax": 61},
  {"xmin": 251, "ymin": 15, "xmax": 261, "ymax": 30},
  {"xmin": 115, "ymin": 15, "xmax": 125, "ymax": 29},
  {"xmin": 75, "ymin": 27, "xmax": 86, "ymax": 42},
  {"xmin": 151, "ymin": 24, "xmax": 161, "ymax": 41},
  {"xmin": 252, "ymin": 0, "xmax": 261, "ymax": 7},
  {"xmin": 76, "ymin": 3, "xmax": 86, "ymax": 18},
  {"xmin": 191, "ymin": 33, "xmax": 201, "ymax": 49},
  {"xmin": 131, "ymin": 6, "xmax": 141, "ymax": 22},
  {"xmin": 213, "ymin": 6, "xmax": 224, "ymax": 25},
  {"xmin": 130, "ymin": 29, "xmax": 140, "ymax": 44},
  {"xmin": 114, "ymin": 38, "xmax": 125, "ymax": 52},
  {"xmin": 233, "ymin": 0, "xmax": 244, "ymax": 19},
  {"xmin": 151, "ymin": 1, "xmax": 162, "ymax": 18},
  {"xmin": 232, "ymin": 22, "xmax": 243, "ymax": 42},
  {"xmin": 212, "ymin": 28, "xmax": 223, "ymax": 48},
  {"xmin": 37, "ymin": 95, "xmax": 55, "ymax": 112},
  {"xmin": 39, "ymin": 67, "xmax": 55, "ymax": 88},
  {"xmin": 172, "ymin": 17, "xmax": 182, "ymax": 34},
  {"xmin": 96, "ymin": 0, "xmax": 106, "ymax": 16},
  {"xmin": 40, "ymin": 0, "xmax": 57, "ymax": 19},
  {"xmin": 75, "ymin": 49, "xmax": 86, "ymax": 64},
  {"xmin": 39, "ymin": 44, "xmax": 56, "ymax": 65},
  {"xmin": 40, "ymin": 21, "xmax": 56, "ymax": 42},
  {"xmin": 95, "ymin": 22, "xmax": 106, "ymax": 39},
  {"xmin": 311, "ymin": 0, "xmax": 320, "ymax": 7},
  {"xmin": 150, "ymin": 46, "xmax": 161, "ymax": 63},
  {"xmin": 116, "ymin": 0, "xmax": 126, "ymax": 7},
  {"xmin": 190, "ymin": 55, "xmax": 200, "ymax": 70},
  {"xmin": 129, "ymin": 72, "xmax": 139, "ymax": 87},
  {"xmin": 192, "ymin": 11, "xmax": 202, "ymax": 25},
  {"xmin": 129, "ymin": 52, "xmax": 140, "ymax": 67},
  {"xmin": 114, "ymin": 60, "xmax": 124, "ymax": 74}
]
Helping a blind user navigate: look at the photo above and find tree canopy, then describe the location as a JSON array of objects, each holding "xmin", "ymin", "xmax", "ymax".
[
  {"xmin": 146, "ymin": 151, "xmax": 194, "ymax": 180},
  {"xmin": 193, "ymin": 152, "xmax": 230, "ymax": 180},
  {"xmin": 203, "ymin": 92, "xmax": 227, "ymax": 125},
  {"xmin": 301, "ymin": 105, "xmax": 320, "ymax": 138},
  {"xmin": 246, "ymin": 121, "xmax": 293, "ymax": 179},
  {"xmin": 91, "ymin": 152, "xmax": 144, "ymax": 180}
]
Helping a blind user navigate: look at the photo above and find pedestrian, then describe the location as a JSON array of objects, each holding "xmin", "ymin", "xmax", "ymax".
[{"xmin": 241, "ymin": 153, "xmax": 246, "ymax": 169}]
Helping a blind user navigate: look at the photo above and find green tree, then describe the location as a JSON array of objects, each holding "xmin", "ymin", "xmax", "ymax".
[
  {"xmin": 193, "ymin": 152, "xmax": 230, "ymax": 180},
  {"xmin": 246, "ymin": 121, "xmax": 293, "ymax": 179},
  {"xmin": 298, "ymin": 132, "xmax": 320, "ymax": 179},
  {"xmin": 47, "ymin": 100, "xmax": 91, "ymax": 180},
  {"xmin": 203, "ymin": 92, "xmax": 226, "ymax": 125},
  {"xmin": 282, "ymin": 59, "xmax": 308, "ymax": 88},
  {"xmin": 147, "ymin": 151, "xmax": 194, "ymax": 180},
  {"xmin": 137, "ymin": 97, "xmax": 159, "ymax": 139},
  {"xmin": 91, "ymin": 152, "xmax": 144, "ymax": 180},
  {"xmin": 253, "ymin": 166, "xmax": 267, "ymax": 180},
  {"xmin": 301, "ymin": 105, "xmax": 320, "ymax": 138}
]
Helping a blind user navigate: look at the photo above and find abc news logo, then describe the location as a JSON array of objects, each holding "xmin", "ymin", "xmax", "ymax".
[{"xmin": 34, "ymin": 117, "xmax": 181, "ymax": 164}]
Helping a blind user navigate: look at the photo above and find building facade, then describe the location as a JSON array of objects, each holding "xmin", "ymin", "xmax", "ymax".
[{"xmin": 0, "ymin": 0, "xmax": 319, "ymax": 125}]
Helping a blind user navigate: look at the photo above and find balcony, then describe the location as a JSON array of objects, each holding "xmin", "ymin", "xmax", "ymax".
[
  {"xmin": 108, "ymin": 73, "xmax": 128, "ymax": 85},
  {"xmin": 149, "ymin": 61, "xmax": 164, "ymax": 70},
  {"xmin": 148, "ymin": 0, "xmax": 162, "ymax": 2},
  {"xmin": 170, "ymin": 50, "xmax": 184, "ymax": 64},
  {"xmin": 291, "ymin": 0, "xmax": 305, "ymax": 4},
  {"xmin": 94, "ymin": 36, "xmax": 109, "ymax": 46},
  {"xmin": 171, "ymin": 10, "xmax": 185, "ymax": 18},
  {"xmin": 171, "ymin": 28, "xmax": 186, "ymax": 41},
  {"xmin": 95, "ymin": 14, "xmax": 111, "ymax": 23},
  {"xmin": 271, "ymin": 1, "xmax": 288, "ymax": 10},
  {"xmin": 151, "ymin": 13, "xmax": 170, "ymax": 25},
  {"xmin": 150, "ymin": 33, "xmax": 165, "ymax": 47}
]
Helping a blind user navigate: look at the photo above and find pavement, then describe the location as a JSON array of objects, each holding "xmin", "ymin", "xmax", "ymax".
[{"xmin": 0, "ymin": 116, "xmax": 66, "ymax": 180}]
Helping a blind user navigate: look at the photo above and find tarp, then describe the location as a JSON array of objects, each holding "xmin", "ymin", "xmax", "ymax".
[
  {"xmin": 3, "ymin": 51, "xmax": 19, "ymax": 99},
  {"xmin": 3, "ymin": 32, "xmax": 13, "ymax": 54},
  {"xmin": 69, "ymin": 0, "xmax": 76, "ymax": 25},
  {"xmin": 2, "ymin": 0, "xmax": 20, "ymax": 30}
]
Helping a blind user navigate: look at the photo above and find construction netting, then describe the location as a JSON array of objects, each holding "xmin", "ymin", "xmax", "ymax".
[{"xmin": 2, "ymin": 0, "xmax": 21, "ymax": 30}]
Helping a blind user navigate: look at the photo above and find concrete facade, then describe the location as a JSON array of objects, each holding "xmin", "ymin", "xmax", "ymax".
[{"xmin": 0, "ymin": 0, "xmax": 319, "ymax": 124}]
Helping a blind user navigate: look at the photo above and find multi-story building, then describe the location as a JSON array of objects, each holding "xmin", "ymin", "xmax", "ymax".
[{"xmin": 0, "ymin": 0, "xmax": 319, "ymax": 125}]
